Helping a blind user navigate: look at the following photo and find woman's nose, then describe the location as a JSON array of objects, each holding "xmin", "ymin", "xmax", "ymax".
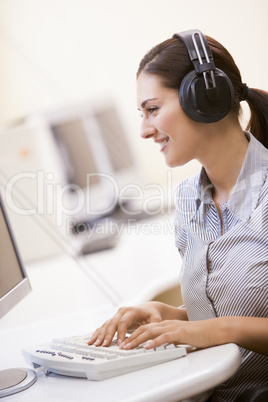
[{"xmin": 140, "ymin": 118, "xmax": 156, "ymax": 139}]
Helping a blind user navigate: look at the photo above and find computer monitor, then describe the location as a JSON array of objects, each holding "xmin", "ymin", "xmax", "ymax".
[
  {"xmin": 38, "ymin": 101, "xmax": 142, "ymax": 226},
  {"xmin": 93, "ymin": 104, "xmax": 135, "ymax": 178},
  {"xmin": 0, "ymin": 194, "xmax": 37, "ymax": 397},
  {"xmin": 39, "ymin": 103, "xmax": 120, "ymax": 225},
  {"xmin": 0, "ymin": 194, "xmax": 31, "ymax": 319},
  {"xmin": 93, "ymin": 104, "xmax": 143, "ymax": 210}
]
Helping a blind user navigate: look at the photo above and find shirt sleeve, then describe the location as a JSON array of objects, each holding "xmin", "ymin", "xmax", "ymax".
[
  {"xmin": 174, "ymin": 174, "xmax": 200, "ymax": 257},
  {"xmin": 174, "ymin": 180, "xmax": 190, "ymax": 257}
]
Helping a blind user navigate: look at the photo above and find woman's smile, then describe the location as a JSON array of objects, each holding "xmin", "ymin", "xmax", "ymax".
[{"xmin": 154, "ymin": 137, "xmax": 169, "ymax": 152}]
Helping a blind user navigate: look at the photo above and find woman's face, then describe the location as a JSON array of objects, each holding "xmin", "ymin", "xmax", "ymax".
[{"xmin": 137, "ymin": 72, "xmax": 207, "ymax": 167}]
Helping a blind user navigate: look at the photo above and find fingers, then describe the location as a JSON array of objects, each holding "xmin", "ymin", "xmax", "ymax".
[
  {"xmin": 117, "ymin": 310, "xmax": 142, "ymax": 345},
  {"xmin": 87, "ymin": 314, "xmax": 122, "ymax": 347},
  {"xmin": 119, "ymin": 324, "xmax": 155, "ymax": 350},
  {"xmin": 87, "ymin": 307, "xmax": 144, "ymax": 347},
  {"xmin": 94, "ymin": 320, "xmax": 118, "ymax": 347},
  {"xmin": 120, "ymin": 321, "xmax": 181, "ymax": 350}
]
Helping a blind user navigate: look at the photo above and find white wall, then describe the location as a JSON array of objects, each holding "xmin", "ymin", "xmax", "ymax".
[{"xmin": 0, "ymin": 0, "xmax": 267, "ymax": 186}]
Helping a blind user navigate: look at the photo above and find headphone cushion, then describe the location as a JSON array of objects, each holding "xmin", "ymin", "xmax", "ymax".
[{"xmin": 179, "ymin": 68, "xmax": 234, "ymax": 123}]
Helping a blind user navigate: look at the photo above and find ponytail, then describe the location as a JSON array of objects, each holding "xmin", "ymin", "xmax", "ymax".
[{"xmin": 244, "ymin": 88, "xmax": 268, "ymax": 148}]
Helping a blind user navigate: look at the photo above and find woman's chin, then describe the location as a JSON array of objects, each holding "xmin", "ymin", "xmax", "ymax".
[{"xmin": 163, "ymin": 155, "xmax": 179, "ymax": 168}]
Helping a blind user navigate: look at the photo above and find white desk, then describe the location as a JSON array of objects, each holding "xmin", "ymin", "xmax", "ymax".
[
  {"xmin": 0, "ymin": 310, "xmax": 241, "ymax": 402},
  {"xmin": 0, "ymin": 215, "xmax": 241, "ymax": 401}
]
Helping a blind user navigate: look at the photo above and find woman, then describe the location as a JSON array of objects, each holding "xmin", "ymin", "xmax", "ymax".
[{"xmin": 88, "ymin": 30, "xmax": 268, "ymax": 401}]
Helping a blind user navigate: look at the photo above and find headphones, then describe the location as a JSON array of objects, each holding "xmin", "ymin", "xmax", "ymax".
[{"xmin": 173, "ymin": 29, "xmax": 234, "ymax": 123}]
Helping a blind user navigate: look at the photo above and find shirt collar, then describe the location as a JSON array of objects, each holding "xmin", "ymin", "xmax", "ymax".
[{"xmin": 196, "ymin": 132, "xmax": 268, "ymax": 221}]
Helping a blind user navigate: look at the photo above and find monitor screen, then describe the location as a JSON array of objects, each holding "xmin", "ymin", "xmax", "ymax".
[
  {"xmin": 51, "ymin": 118, "xmax": 101, "ymax": 190},
  {"xmin": 38, "ymin": 102, "xmax": 140, "ymax": 222},
  {"xmin": 94, "ymin": 105, "xmax": 134, "ymax": 172},
  {"xmin": 0, "ymin": 195, "xmax": 31, "ymax": 319}
]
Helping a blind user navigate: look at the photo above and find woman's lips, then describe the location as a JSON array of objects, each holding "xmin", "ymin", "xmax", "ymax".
[{"xmin": 156, "ymin": 137, "xmax": 169, "ymax": 152}]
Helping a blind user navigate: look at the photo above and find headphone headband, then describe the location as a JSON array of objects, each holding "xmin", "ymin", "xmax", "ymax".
[
  {"xmin": 173, "ymin": 29, "xmax": 234, "ymax": 123},
  {"xmin": 173, "ymin": 30, "xmax": 215, "ymax": 75}
]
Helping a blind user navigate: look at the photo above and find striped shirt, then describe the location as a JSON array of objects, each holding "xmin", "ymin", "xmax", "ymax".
[{"xmin": 174, "ymin": 132, "xmax": 268, "ymax": 401}]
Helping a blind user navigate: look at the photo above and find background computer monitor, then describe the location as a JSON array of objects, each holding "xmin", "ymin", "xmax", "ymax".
[
  {"xmin": 92, "ymin": 104, "xmax": 144, "ymax": 212},
  {"xmin": 40, "ymin": 101, "xmax": 142, "ymax": 226},
  {"xmin": 93, "ymin": 104, "xmax": 136, "ymax": 182},
  {"xmin": 0, "ymin": 194, "xmax": 31, "ymax": 319}
]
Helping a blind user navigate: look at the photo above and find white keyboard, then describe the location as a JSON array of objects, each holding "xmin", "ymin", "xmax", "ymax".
[{"xmin": 23, "ymin": 333, "xmax": 187, "ymax": 381}]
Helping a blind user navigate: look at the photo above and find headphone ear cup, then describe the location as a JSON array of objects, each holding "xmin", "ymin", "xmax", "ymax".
[
  {"xmin": 179, "ymin": 68, "xmax": 234, "ymax": 123},
  {"xmin": 179, "ymin": 70, "xmax": 198, "ymax": 120}
]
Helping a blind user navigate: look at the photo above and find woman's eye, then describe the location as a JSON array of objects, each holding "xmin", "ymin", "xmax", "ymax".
[
  {"xmin": 138, "ymin": 107, "xmax": 158, "ymax": 118},
  {"xmin": 148, "ymin": 107, "xmax": 158, "ymax": 114}
]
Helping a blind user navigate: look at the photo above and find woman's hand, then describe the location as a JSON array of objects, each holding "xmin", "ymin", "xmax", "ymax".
[
  {"xmin": 119, "ymin": 316, "xmax": 268, "ymax": 355},
  {"xmin": 87, "ymin": 302, "xmax": 165, "ymax": 347},
  {"xmin": 120, "ymin": 318, "xmax": 221, "ymax": 351}
]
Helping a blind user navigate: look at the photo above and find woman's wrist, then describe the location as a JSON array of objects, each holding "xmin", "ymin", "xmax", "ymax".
[{"xmin": 213, "ymin": 316, "xmax": 237, "ymax": 345}]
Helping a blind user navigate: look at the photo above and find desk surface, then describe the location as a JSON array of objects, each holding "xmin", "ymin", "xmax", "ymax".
[
  {"xmin": 0, "ymin": 215, "xmax": 241, "ymax": 401},
  {"xmin": 0, "ymin": 310, "xmax": 241, "ymax": 402}
]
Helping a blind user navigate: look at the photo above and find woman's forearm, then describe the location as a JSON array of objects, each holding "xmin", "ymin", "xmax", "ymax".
[{"xmin": 215, "ymin": 316, "xmax": 268, "ymax": 355}]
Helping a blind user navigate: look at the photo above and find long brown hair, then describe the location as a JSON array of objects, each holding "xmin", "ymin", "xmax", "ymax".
[{"xmin": 137, "ymin": 35, "xmax": 268, "ymax": 148}]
